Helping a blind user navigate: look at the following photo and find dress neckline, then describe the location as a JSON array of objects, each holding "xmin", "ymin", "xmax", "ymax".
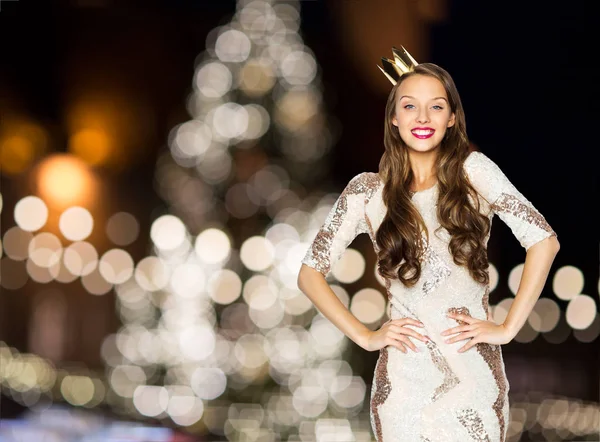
[{"xmin": 410, "ymin": 181, "xmax": 438, "ymax": 196}]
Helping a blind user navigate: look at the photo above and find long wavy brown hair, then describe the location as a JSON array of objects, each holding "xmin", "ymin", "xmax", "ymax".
[{"xmin": 376, "ymin": 63, "xmax": 491, "ymax": 287}]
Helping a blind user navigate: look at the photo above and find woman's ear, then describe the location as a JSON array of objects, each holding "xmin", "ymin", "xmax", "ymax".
[
  {"xmin": 392, "ymin": 116, "xmax": 398, "ymax": 127},
  {"xmin": 447, "ymin": 112, "xmax": 456, "ymax": 128}
]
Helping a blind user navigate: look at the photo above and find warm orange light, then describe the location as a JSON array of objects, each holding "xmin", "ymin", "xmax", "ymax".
[
  {"xmin": 0, "ymin": 120, "xmax": 48, "ymax": 176},
  {"xmin": 69, "ymin": 128, "xmax": 112, "ymax": 167},
  {"xmin": 0, "ymin": 135, "xmax": 35, "ymax": 175},
  {"xmin": 36, "ymin": 153, "xmax": 96, "ymax": 209}
]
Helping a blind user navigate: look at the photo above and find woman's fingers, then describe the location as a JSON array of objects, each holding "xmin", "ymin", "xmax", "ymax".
[
  {"xmin": 441, "ymin": 324, "xmax": 475, "ymax": 337},
  {"xmin": 395, "ymin": 318, "xmax": 425, "ymax": 328},
  {"xmin": 445, "ymin": 331, "xmax": 478, "ymax": 344},
  {"xmin": 390, "ymin": 324, "xmax": 430, "ymax": 343},
  {"xmin": 388, "ymin": 332, "xmax": 420, "ymax": 352}
]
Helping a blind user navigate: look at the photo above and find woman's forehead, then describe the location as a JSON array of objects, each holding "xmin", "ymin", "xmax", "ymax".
[{"xmin": 397, "ymin": 74, "xmax": 447, "ymax": 98}]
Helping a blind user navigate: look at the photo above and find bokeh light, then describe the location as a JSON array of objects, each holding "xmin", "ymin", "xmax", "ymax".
[
  {"xmin": 28, "ymin": 232, "xmax": 62, "ymax": 268},
  {"xmin": 553, "ymin": 265, "xmax": 585, "ymax": 301},
  {"xmin": 3, "ymin": 226, "xmax": 33, "ymax": 261},
  {"xmin": 59, "ymin": 206, "xmax": 94, "ymax": 241},
  {"xmin": 240, "ymin": 236, "xmax": 275, "ymax": 272},
  {"xmin": 194, "ymin": 228, "xmax": 231, "ymax": 265},
  {"xmin": 565, "ymin": 295, "xmax": 597, "ymax": 330},
  {"xmin": 35, "ymin": 154, "xmax": 97, "ymax": 209},
  {"xmin": 63, "ymin": 241, "xmax": 98, "ymax": 276},
  {"xmin": 331, "ymin": 249, "xmax": 365, "ymax": 284},
  {"xmin": 151, "ymin": 215, "xmax": 187, "ymax": 252},
  {"xmin": 106, "ymin": 212, "xmax": 139, "ymax": 246},
  {"xmin": 99, "ymin": 249, "xmax": 134, "ymax": 285},
  {"xmin": 349, "ymin": 288, "xmax": 386, "ymax": 324},
  {"xmin": 14, "ymin": 196, "xmax": 48, "ymax": 232},
  {"xmin": 508, "ymin": 263, "xmax": 524, "ymax": 296}
]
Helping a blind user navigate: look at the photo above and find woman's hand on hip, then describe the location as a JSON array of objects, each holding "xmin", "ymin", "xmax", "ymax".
[
  {"xmin": 365, "ymin": 318, "xmax": 431, "ymax": 353},
  {"xmin": 441, "ymin": 312, "xmax": 513, "ymax": 352}
]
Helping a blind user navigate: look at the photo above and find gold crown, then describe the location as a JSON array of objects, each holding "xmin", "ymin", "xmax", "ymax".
[{"xmin": 378, "ymin": 46, "xmax": 419, "ymax": 85}]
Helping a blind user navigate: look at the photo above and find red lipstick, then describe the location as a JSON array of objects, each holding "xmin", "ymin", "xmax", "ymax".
[{"xmin": 411, "ymin": 127, "xmax": 435, "ymax": 139}]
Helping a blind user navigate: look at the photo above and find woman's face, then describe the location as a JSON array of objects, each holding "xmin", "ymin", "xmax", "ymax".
[{"xmin": 392, "ymin": 74, "xmax": 456, "ymax": 154}]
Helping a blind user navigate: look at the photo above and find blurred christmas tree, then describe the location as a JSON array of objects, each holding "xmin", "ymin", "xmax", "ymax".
[{"xmin": 103, "ymin": 1, "xmax": 378, "ymax": 440}]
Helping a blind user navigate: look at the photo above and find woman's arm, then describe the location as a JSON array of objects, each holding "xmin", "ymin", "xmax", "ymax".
[
  {"xmin": 298, "ymin": 172, "xmax": 379, "ymax": 350},
  {"xmin": 297, "ymin": 264, "xmax": 372, "ymax": 350},
  {"xmin": 502, "ymin": 235, "xmax": 560, "ymax": 338}
]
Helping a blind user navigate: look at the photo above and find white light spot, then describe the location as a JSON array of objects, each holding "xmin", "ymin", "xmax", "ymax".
[
  {"xmin": 151, "ymin": 215, "xmax": 187, "ymax": 251},
  {"xmin": 240, "ymin": 236, "xmax": 275, "ymax": 271},
  {"xmin": 14, "ymin": 196, "xmax": 48, "ymax": 232},
  {"xmin": 59, "ymin": 206, "xmax": 94, "ymax": 241}
]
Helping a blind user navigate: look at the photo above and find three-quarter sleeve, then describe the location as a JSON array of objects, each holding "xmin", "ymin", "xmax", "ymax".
[
  {"xmin": 301, "ymin": 172, "xmax": 372, "ymax": 278},
  {"xmin": 463, "ymin": 151, "xmax": 557, "ymax": 250}
]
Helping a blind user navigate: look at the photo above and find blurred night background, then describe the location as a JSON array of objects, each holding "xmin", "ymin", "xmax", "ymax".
[{"xmin": 0, "ymin": 0, "xmax": 597, "ymax": 441}]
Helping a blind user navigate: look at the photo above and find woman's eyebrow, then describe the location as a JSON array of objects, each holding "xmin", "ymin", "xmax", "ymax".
[{"xmin": 399, "ymin": 95, "xmax": 449, "ymax": 103}]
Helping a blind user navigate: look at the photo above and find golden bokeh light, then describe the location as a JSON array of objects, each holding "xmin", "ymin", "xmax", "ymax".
[
  {"xmin": 35, "ymin": 153, "xmax": 97, "ymax": 209},
  {"xmin": 60, "ymin": 375, "xmax": 95, "ymax": 406},
  {"xmin": 0, "ymin": 135, "xmax": 36, "ymax": 175},
  {"xmin": 238, "ymin": 59, "xmax": 276, "ymax": 98},
  {"xmin": 0, "ymin": 119, "xmax": 48, "ymax": 176},
  {"xmin": 69, "ymin": 128, "xmax": 113, "ymax": 167}
]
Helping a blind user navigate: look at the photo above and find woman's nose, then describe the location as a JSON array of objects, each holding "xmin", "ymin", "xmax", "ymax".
[{"xmin": 416, "ymin": 111, "xmax": 430, "ymax": 124}]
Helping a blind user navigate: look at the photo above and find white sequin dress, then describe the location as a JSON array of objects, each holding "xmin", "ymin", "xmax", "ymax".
[{"xmin": 301, "ymin": 151, "xmax": 557, "ymax": 442}]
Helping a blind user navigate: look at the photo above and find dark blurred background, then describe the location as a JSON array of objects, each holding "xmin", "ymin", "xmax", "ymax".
[{"xmin": 0, "ymin": 1, "xmax": 597, "ymax": 441}]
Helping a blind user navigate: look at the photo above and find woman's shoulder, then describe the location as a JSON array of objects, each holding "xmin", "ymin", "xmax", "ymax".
[
  {"xmin": 342, "ymin": 172, "xmax": 382, "ymax": 202},
  {"xmin": 348, "ymin": 171, "xmax": 382, "ymax": 187},
  {"xmin": 463, "ymin": 150, "xmax": 500, "ymax": 176}
]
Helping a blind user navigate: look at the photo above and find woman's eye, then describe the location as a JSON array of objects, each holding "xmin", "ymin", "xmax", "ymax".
[
  {"xmin": 403, "ymin": 104, "xmax": 415, "ymax": 109},
  {"xmin": 432, "ymin": 105, "xmax": 444, "ymax": 110}
]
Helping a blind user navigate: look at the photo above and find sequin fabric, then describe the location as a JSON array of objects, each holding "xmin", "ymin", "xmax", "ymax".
[
  {"xmin": 426, "ymin": 339, "xmax": 460, "ymax": 402},
  {"xmin": 457, "ymin": 408, "xmax": 492, "ymax": 442},
  {"xmin": 370, "ymin": 347, "xmax": 391, "ymax": 442},
  {"xmin": 301, "ymin": 151, "xmax": 556, "ymax": 441}
]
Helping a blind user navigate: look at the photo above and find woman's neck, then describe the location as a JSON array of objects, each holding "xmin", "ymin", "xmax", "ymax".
[{"xmin": 408, "ymin": 150, "xmax": 437, "ymax": 186}]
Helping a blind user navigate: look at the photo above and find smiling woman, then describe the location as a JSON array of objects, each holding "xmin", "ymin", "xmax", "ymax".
[{"xmin": 297, "ymin": 46, "xmax": 560, "ymax": 442}]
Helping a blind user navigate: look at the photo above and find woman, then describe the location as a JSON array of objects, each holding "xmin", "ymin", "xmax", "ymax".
[{"xmin": 297, "ymin": 47, "xmax": 559, "ymax": 442}]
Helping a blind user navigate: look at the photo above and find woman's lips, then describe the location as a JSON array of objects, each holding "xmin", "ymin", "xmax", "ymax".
[{"xmin": 411, "ymin": 128, "xmax": 435, "ymax": 139}]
